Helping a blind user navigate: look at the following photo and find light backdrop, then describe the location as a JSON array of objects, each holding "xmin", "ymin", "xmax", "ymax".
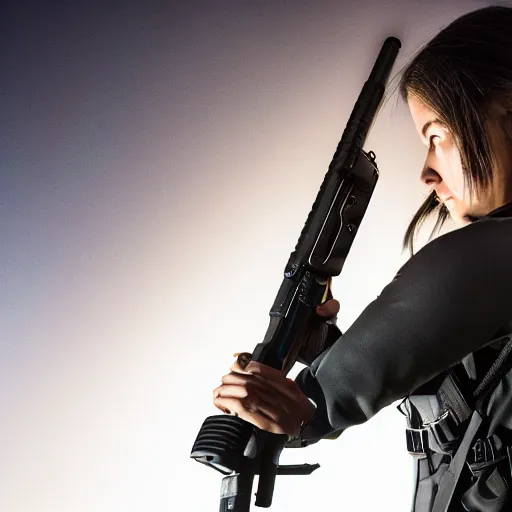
[{"xmin": 1, "ymin": 1, "xmax": 506, "ymax": 510}]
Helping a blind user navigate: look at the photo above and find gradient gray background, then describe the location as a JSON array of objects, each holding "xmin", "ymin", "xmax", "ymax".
[{"xmin": 2, "ymin": 1, "xmax": 507, "ymax": 510}]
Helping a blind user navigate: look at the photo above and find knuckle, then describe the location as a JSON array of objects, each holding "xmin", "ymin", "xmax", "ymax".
[
  {"xmin": 229, "ymin": 362, "xmax": 242, "ymax": 372},
  {"xmin": 240, "ymin": 395, "xmax": 256, "ymax": 411}
]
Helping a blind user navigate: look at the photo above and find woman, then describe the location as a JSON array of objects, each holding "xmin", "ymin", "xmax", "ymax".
[{"xmin": 213, "ymin": 6, "xmax": 512, "ymax": 511}]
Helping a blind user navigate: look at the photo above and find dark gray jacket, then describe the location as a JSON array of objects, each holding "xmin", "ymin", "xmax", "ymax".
[{"xmin": 294, "ymin": 203, "xmax": 512, "ymax": 511}]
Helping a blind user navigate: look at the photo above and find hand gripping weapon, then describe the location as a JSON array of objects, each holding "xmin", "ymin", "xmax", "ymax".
[{"xmin": 190, "ymin": 37, "xmax": 401, "ymax": 511}]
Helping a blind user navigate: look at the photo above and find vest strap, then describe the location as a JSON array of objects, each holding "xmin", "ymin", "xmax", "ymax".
[{"xmin": 431, "ymin": 410, "xmax": 483, "ymax": 512}]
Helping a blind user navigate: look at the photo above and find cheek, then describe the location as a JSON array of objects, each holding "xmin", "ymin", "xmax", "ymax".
[{"xmin": 438, "ymin": 144, "xmax": 467, "ymax": 199}]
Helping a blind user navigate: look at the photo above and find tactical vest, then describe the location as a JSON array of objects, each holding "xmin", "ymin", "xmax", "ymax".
[{"xmin": 398, "ymin": 334, "xmax": 512, "ymax": 512}]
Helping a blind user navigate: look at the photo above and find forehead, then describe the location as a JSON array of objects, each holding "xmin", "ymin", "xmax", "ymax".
[{"xmin": 407, "ymin": 95, "xmax": 439, "ymax": 136}]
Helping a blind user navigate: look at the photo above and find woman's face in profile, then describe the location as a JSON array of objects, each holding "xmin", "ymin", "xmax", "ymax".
[
  {"xmin": 407, "ymin": 95, "xmax": 512, "ymax": 225},
  {"xmin": 408, "ymin": 95, "xmax": 474, "ymax": 225}
]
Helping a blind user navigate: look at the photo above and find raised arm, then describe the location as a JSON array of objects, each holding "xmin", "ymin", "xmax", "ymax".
[{"xmin": 296, "ymin": 217, "xmax": 512, "ymax": 443}]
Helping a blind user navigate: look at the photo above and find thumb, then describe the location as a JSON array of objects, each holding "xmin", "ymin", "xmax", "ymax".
[{"xmin": 230, "ymin": 352, "xmax": 252, "ymax": 373}]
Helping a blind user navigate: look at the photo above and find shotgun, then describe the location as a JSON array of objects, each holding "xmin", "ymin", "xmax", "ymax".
[{"xmin": 190, "ymin": 36, "xmax": 401, "ymax": 512}]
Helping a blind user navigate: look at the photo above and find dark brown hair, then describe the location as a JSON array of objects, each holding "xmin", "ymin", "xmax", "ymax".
[{"xmin": 399, "ymin": 5, "xmax": 512, "ymax": 253}]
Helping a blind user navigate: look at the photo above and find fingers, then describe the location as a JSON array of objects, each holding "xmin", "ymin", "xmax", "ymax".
[
  {"xmin": 213, "ymin": 376, "xmax": 298, "ymax": 435},
  {"xmin": 216, "ymin": 375, "xmax": 282, "ymax": 403},
  {"xmin": 212, "ymin": 343, "xmax": 324, "ymax": 435},
  {"xmin": 213, "ymin": 388, "xmax": 278, "ymax": 419},
  {"xmin": 216, "ymin": 368, "xmax": 296, "ymax": 401},
  {"xmin": 316, "ymin": 298, "xmax": 340, "ymax": 318},
  {"xmin": 213, "ymin": 395, "xmax": 285, "ymax": 433},
  {"xmin": 214, "ymin": 384, "xmax": 279, "ymax": 415},
  {"xmin": 213, "ymin": 362, "xmax": 303, "ymax": 435},
  {"xmin": 230, "ymin": 354, "xmax": 297, "ymax": 390},
  {"xmin": 213, "ymin": 373, "xmax": 286, "ymax": 432},
  {"xmin": 243, "ymin": 361, "xmax": 284, "ymax": 381}
]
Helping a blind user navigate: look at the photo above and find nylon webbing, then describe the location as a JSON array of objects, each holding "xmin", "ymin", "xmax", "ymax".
[{"xmin": 431, "ymin": 410, "xmax": 483, "ymax": 512}]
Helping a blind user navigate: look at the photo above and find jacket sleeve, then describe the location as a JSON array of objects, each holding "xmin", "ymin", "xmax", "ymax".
[{"xmin": 294, "ymin": 217, "xmax": 512, "ymax": 444}]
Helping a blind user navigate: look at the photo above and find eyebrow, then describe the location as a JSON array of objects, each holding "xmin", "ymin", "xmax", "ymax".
[{"xmin": 422, "ymin": 118, "xmax": 441, "ymax": 138}]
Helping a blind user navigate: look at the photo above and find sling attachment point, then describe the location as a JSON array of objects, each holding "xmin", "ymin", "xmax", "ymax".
[
  {"xmin": 404, "ymin": 373, "xmax": 473, "ymax": 458},
  {"xmin": 406, "ymin": 428, "xmax": 429, "ymax": 458}
]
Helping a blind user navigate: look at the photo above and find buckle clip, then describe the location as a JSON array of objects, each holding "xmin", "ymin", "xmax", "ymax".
[
  {"xmin": 466, "ymin": 438, "xmax": 508, "ymax": 477},
  {"xmin": 427, "ymin": 410, "xmax": 459, "ymax": 449},
  {"xmin": 406, "ymin": 428, "xmax": 429, "ymax": 459}
]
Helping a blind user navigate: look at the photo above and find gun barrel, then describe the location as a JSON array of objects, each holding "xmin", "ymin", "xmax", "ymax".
[
  {"xmin": 368, "ymin": 37, "xmax": 402, "ymax": 85},
  {"xmin": 282, "ymin": 37, "xmax": 402, "ymax": 281},
  {"xmin": 338, "ymin": 36, "xmax": 402, "ymax": 161}
]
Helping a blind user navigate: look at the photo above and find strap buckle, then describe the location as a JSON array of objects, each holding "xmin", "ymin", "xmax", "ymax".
[
  {"xmin": 405, "ymin": 410, "xmax": 460, "ymax": 458},
  {"xmin": 406, "ymin": 427, "xmax": 429, "ymax": 458},
  {"xmin": 466, "ymin": 437, "xmax": 509, "ymax": 478},
  {"xmin": 426, "ymin": 410, "xmax": 460, "ymax": 450}
]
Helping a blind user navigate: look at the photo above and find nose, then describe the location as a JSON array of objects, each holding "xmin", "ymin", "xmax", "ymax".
[{"xmin": 420, "ymin": 166, "xmax": 441, "ymax": 191}]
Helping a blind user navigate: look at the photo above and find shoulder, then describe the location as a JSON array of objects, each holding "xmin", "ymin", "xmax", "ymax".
[
  {"xmin": 411, "ymin": 216, "xmax": 512, "ymax": 270},
  {"xmin": 390, "ymin": 216, "xmax": 512, "ymax": 300}
]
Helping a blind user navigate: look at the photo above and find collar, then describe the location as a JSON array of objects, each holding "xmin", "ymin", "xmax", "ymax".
[
  {"xmin": 484, "ymin": 201, "xmax": 512, "ymax": 219},
  {"xmin": 466, "ymin": 201, "xmax": 512, "ymax": 223}
]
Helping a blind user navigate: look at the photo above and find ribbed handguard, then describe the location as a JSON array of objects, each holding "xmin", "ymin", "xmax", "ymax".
[{"xmin": 191, "ymin": 415, "xmax": 254, "ymax": 475}]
